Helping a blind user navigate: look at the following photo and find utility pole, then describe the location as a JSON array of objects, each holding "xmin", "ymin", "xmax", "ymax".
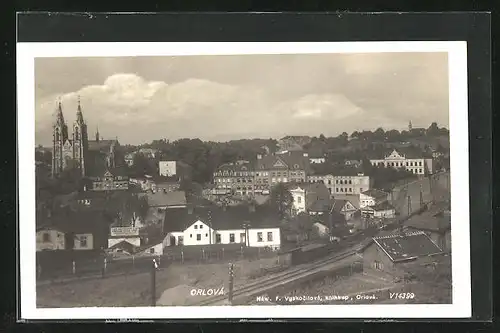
[
  {"xmin": 419, "ymin": 190, "xmax": 424, "ymax": 210},
  {"xmin": 228, "ymin": 263, "xmax": 234, "ymax": 304},
  {"xmin": 151, "ymin": 258, "xmax": 158, "ymax": 306},
  {"xmin": 407, "ymin": 195, "xmax": 412, "ymax": 216}
]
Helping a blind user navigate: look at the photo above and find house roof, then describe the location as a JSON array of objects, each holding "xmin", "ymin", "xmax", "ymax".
[
  {"xmin": 146, "ymin": 191, "xmax": 187, "ymax": 207},
  {"xmin": 88, "ymin": 139, "xmax": 118, "ymax": 153},
  {"xmin": 163, "ymin": 205, "xmax": 281, "ymax": 233},
  {"xmin": 108, "ymin": 240, "xmax": 137, "ymax": 253},
  {"xmin": 370, "ymin": 147, "xmax": 432, "ymax": 160},
  {"xmin": 372, "ymin": 231, "xmax": 443, "ymax": 263},
  {"xmin": 362, "ymin": 189, "xmax": 389, "ymax": 200},
  {"xmin": 217, "ymin": 162, "xmax": 255, "ymax": 172},
  {"xmin": 256, "ymin": 151, "xmax": 310, "ymax": 171},
  {"xmin": 332, "ymin": 199, "xmax": 348, "ymax": 213},
  {"xmin": 332, "ymin": 194, "xmax": 360, "ymax": 209},
  {"xmin": 38, "ymin": 209, "xmax": 110, "ymax": 234}
]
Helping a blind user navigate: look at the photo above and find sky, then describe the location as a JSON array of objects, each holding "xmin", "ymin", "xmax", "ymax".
[{"xmin": 35, "ymin": 52, "xmax": 449, "ymax": 146}]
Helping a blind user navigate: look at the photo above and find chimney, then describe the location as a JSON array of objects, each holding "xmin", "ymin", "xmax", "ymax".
[{"xmin": 257, "ymin": 154, "xmax": 262, "ymax": 160}]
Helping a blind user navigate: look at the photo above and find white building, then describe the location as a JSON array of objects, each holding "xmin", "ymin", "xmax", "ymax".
[
  {"xmin": 359, "ymin": 189, "xmax": 390, "ymax": 209},
  {"xmin": 108, "ymin": 226, "xmax": 142, "ymax": 248},
  {"xmin": 289, "ymin": 183, "xmax": 331, "ymax": 215},
  {"xmin": 163, "ymin": 206, "xmax": 282, "ymax": 250},
  {"xmin": 361, "ymin": 201, "xmax": 396, "ymax": 219},
  {"xmin": 307, "ymin": 173, "xmax": 370, "ymax": 196},
  {"xmin": 309, "ymin": 157, "xmax": 326, "ymax": 164},
  {"xmin": 369, "ymin": 149, "xmax": 433, "ymax": 175},
  {"xmin": 159, "ymin": 161, "xmax": 177, "ymax": 177},
  {"xmin": 36, "ymin": 227, "xmax": 66, "ymax": 251}
]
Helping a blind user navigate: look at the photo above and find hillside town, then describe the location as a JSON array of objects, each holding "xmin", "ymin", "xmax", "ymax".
[{"xmin": 35, "ymin": 100, "xmax": 451, "ymax": 306}]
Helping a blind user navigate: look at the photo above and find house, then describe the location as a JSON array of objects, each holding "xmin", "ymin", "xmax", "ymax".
[
  {"xmin": 307, "ymin": 173, "xmax": 371, "ymax": 196},
  {"xmin": 135, "ymin": 241, "xmax": 164, "ymax": 257},
  {"xmin": 255, "ymin": 151, "xmax": 311, "ymax": 190},
  {"xmin": 108, "ymin": 226, "xmax": 142, "ymax": 248},
  {"xmin": 289, "ymin": 182, "xmax": 331, "ymax": 215},
  {"xmin": 369, "ymin": 148, "xmax": 433, "ymax": 175},
  {"xmin": 124, "ymin": 153, "xmax": 135, "ymax": 166},
  {"xmin": 163, "ymin": 205, "xmax": 282, "ymax": 250},
  {"xmin": 312, "ymin": 222, "xmax": 330, "ymax": 238},
  {"xmin": 331, "ymin": 198, "xmax": 358, "ymax": 221},
  {"xmin": 361, "ymin": 230, "xmax": 444, "ymax": 279},
  {"xmin": 361, "ymin": 201, "xmax": 396, "ymax": 219},
  {"xmin": 360, "ymin": 189, "xmax": 390, "ymax": 209},
  {"xmin": 145, "ymin": 190, "xmax": 187, "ymax": 210},
  {"xmin": 89, "ymin": 166, "xmax": 129, "ymax": 191},
  {"xmin": 36, "ymin": 210, "xmax": 110, "ymax": 252},
  {"xmin": 159, "ymin": 160, "xmax": 177, "ymax": 177},
  {"xmin": 309, "ymin": 152, "xmax": 326, "ymax": 164},
  {"xmin": 403, "ymin": 202, "xmax": 451, "ymax": 252},
  {"xmin": 213, "ymin": 161, "xmax": 255, "ymax": 196},
  {"xmin": 138, "ymin": 148, "xmax": 159, "ymax": 159},
  {"xmin": 344, "ymin": 159, "xmax": 362, "ymax": 168}
]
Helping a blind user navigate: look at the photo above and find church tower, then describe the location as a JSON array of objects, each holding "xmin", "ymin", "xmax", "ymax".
[
  {"xmin": 72, "ymin": 96, "xmax": 88, "ymax": 177},
  {"xmin": 408, "ymin": 120, "xmax": 413, "ymax": 132},
  {"xmin": 51, "ymin": 100, "xmax": 69, "ymax": 177}
]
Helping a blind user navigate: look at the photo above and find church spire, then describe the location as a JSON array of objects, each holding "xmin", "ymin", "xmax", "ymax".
[
  {"xmin": 55, "ymin": 98, "xmax": 65, "ymax": 125},
  {"xmin": 95, "ymin": 126, "xmax": 100, "ymax": 142},
  {"xmin": 76, "ymin": 95, "xmax": 84, "ymax": 124},
  {"xmin": 408, "ymin": 120, "xmax": 413, "ymax": 131}
]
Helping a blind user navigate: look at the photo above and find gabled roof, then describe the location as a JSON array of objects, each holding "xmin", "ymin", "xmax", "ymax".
[
  {"xmin": 38, "ymin": 209, "xmax": 111, "ymax": 234},
  {"xmin": 333, "ymin": 194, "xmax": 360, "ymax": 209},
  {"xmin": 361, "ymin": 189, "xmax": 389, "ymax": 200},
  {"xmin": 332, "ymin": 199, "xmax": 358, "ymax": 213},
  {"xmin": 256, "ymin": 151, "xmax": 310, "ymax": 171},
  {"xmin": 372, "ymin": 231, "xmax": 443, "ymax": 263},
  {"xmin": 216, "ymin": 162, "xmax": 255, "ymax": 172},
  {"xmin": 108, "ymin": 240, "xmax": 137, "ymax": 253},
  {"xmin": 163, "ymin": 205, "xmax": 281, "ymax": 233}
]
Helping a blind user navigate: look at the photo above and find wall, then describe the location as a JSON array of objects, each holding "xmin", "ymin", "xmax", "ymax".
[
  {"xmin": 182, "ymin": 220, "xmax": 215, "ymax": 246},
  {"xmin": 333, "ymin": 175, "xmax": 370, "ymax": 195},
  {"xmin": 361, "ymin": 243, "xmax": 396, "ymax": 279},
  {"xmin": 290, "ymin": 189, "xmax": 306, "ymax": 214},
  {"xmin": 359, "ymin": 193, "xmax": 376, "ymax": 208},
  {"xmin": 159, "ymin": 161, "xmax": 177, "ymax": 177},
  {"xmin": 108, "ymin": 237, "xmax": 141, "ymax": 248},
  {"xmin": 247, "ymin": 228, "xmax": 281, "ymax": 249},
  {"xmin": 373, "ymin": 209, "xmax": 396, "ymax": 219},
  {"xmin": 425, "ymin": 158, "xmax": 434, "ymax": 174},
  {"xmin": 73, "ymin": 233, "xmax": 94, "ymax": 250},
  {"xmin": 36, "ymin": 229, "xmax": 66, "ymax": 251}
]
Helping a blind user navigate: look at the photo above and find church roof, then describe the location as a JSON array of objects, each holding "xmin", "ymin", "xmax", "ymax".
[{"xmin": 88, "ymin": 139, "xmax": 117, "ymax": 152}]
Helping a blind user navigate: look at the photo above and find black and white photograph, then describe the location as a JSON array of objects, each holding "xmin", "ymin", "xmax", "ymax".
[{"xmin": 18, "ymin": 41, "xmax": 471, "ymax": 319}]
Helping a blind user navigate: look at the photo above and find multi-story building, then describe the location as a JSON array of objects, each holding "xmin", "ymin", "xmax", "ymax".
[
  {"xmin": 369, "ymin": 148, "xmax": 433, "ymax": 175},
  {"xmin": 307, "ymin": 173, "xmax": 371, "ymax": 196},
  {"xmin": 159, "ymin": 161, "xmax": 177, "ymax": 177},
  {"xmin": 255, "ymin": 151, "xmax": 310, "ymax": 191},
  {"xmin": 213, "ymin": 161, "xmax": 255, "ymax": 196}
]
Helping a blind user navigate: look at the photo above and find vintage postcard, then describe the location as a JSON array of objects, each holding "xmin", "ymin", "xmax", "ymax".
[{"xmin": 17, "ymin": 41, "xmax": 470, "ymax": 319}]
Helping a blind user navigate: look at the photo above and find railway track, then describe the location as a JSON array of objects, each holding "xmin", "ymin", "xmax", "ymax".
[{"xmin": 193, "ymin": 244, "xmax": 364, "ymax": 306}]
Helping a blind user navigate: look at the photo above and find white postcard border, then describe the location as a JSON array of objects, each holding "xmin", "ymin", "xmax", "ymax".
[{"xmin": 17, "ymin": 41, "xmax": 470, "ymax": 319}]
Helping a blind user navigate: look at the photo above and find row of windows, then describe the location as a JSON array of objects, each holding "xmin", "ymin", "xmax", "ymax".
[
  {"xmin": 409, "ymin": 168, "xmax": 424, "ymax": 174},
  {"xmin": 373, "ymin": 161, "xmax": 423, "ymax": 167},
  {"xmin": 336, "ymin": 188, "xmax": 353, "ymax": 193},
  {"xmin": 189, "ymin": 232, "xmax": 273, "ymax": 243}
]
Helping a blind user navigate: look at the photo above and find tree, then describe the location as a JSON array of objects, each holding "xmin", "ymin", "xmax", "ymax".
[
  {"xmin": 269, "ymin": 183, "xmax": 293, "ymax": 220},
  {"xmin": 373, "ymin": 127, "xmax": 385, "ymax": 141}
]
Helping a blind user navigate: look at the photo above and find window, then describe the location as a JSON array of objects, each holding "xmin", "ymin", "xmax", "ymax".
[
  {"xmin": 194, "ymin": 225, "xmax": 198, "ymax": 229},
  {"xmin": 229, "ymin": 233, "xmax": 235, "ymax": 243},
  {"xmin": 340, "ymin": 188, "xmax": 344, "ymax": 192},
  {"xmin": 374, "ymin": 261, "xmax": 384, "ymax": 270},
  {"xmin": 150, "ymin": 248, "xmax": 155, "ymax": 254},
  {"xmin": 199, "ymin": 224, "xmax": 203, "ymax": 229},
  {"xmin": 419, "ymin": 168, "xmax": 423, "ymax": 173},
  {"xmin": 216, "ymin": 233, "xmax": 221, "ymax": 243},
  {"xmin": 257, "ymin": 232, "xmax": 263, "ymax": 242},
  {"xmin": 349, "ymin": 188, "xmax": 352, "ymax": 192},
  {"xmin": 406, "ymin": 162, "xmax": 409, "ymax": 166},
  {"xmin": 297, "ymin": 196, "xmax": 302, "ymax": 203},
  {"xmin": 349, "ymin": 180, "xmax": 352, "ymax": 184},
  {"xmin": 43, "ymin": 232, "xmax": 50, "ymax": 242},
  {"xmin": 419, "ymin": 161, "xmax": 422, "ymax": 166},
  {"xmin": 336, "ymin": 188, "xmax": 339, "ymax": 192},
  {"xmin": 360, "ymin": 188, "xmax": 363, "ymax": 192},
  {"xmin": 328, "ymin": 180, "xmax": 331, "ymax": 185},
  {"xmin": 267, "ymin": 232, "xmax": 273, "ymax": 241},
  {"xmin": 196, "ymin": 234, "xmax": 201, "ymax": 241},
  {"xmin": 80, "ymin": 235, "xmax": 88, "ymax": 248}
]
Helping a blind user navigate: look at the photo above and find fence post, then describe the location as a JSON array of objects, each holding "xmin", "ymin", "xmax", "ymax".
[
  {"xmin": 102, "ymin": 257, "xmax": 107, "ymax": 278},
  {"xmin": 72, "ymin": 260, "xmax": 76, "ymax": 275},
  {"xmin": 228, "ymin": 263, "xmax": 234, "ymax": 304},
  {"xmin": 37, "ymin": 263, "xmax": 42, "ymax": 279},
  {"xmin": 258, "ymin": 247, "xmax": 260, "ymax": 259},
  {"xmin": 202, "ymin": 248, "xmax": 205, "ymax": 261},
  {"xmin": 222, "ymin": 247, "xmax": 225, "ymax": 260},
  {"xmin": 132, "ymin": 255, "xmax": 135, "ymax": 269},
  {"xmin": 181, "ymin": 250, "xmax": 184, "ymax": 264},
  {"xmin": 240, "ymin": 245, "xmax": 243, "ymax": 259},
  {"xmin": 151, "ymin": 259, "xmax": 157, "ymax": 307}
]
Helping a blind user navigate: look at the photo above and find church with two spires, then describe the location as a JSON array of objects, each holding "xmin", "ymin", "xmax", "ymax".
[{"xmin": 51, "ymin": 98, "xmax": 128, "ymax": 191}]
